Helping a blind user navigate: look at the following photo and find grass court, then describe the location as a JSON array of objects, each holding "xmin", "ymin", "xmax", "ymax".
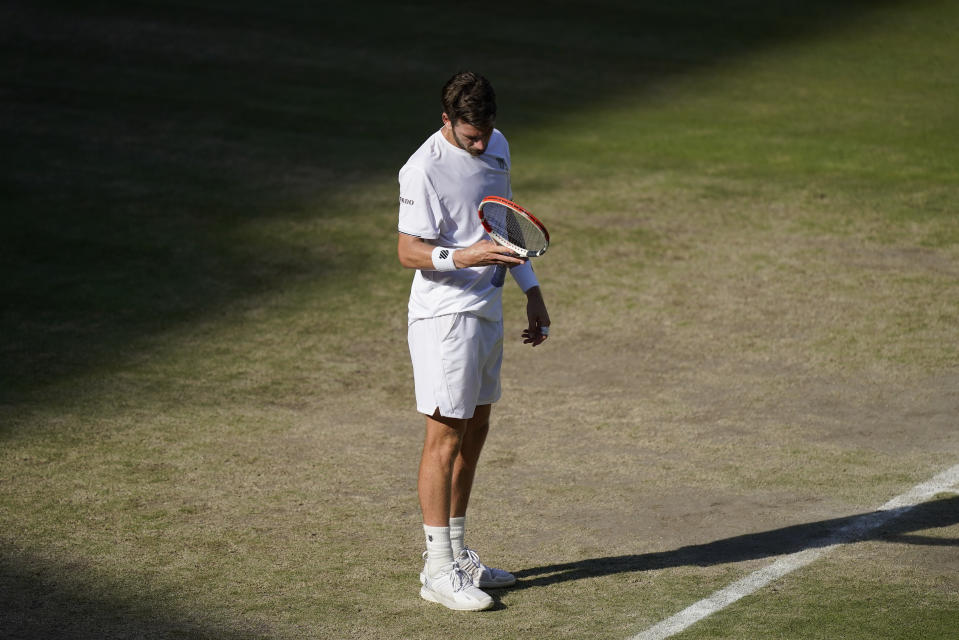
[{"xmin": 2, "ymin": 1, "xmax": 957, "ymax": 638}]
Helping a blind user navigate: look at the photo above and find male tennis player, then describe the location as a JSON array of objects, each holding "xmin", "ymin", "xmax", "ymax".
[{"xmin": 397, "ymin": 71, "xmax": 550, "ymax": 611}]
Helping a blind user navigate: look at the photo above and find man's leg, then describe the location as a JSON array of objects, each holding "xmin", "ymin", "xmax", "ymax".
[
  {"xmin": 445, "ymin": 404, "xmax": 517, "ymax": 589},
  {"xmin": 450, "ymin": 403, "xmax": 490, "ymax": 519},
  {"xmin": 418, "ymin": 410, "xmax": 467, "ymax": 525},
  {"xmin": 417, "ymin": 409, "xmax": 493, "ymax": 611}
]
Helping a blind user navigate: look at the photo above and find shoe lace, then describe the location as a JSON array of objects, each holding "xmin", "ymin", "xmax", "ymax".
[
  {"xmin": 460, "ymin": 546, "xmax": 482, "ymax": 570},
  {"xmin": 446, "ymin": 564, "xmax": 472, "ymax": 593}
]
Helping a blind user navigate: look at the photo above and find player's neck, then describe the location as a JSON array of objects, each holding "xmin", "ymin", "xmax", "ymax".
[{"xmin": 440, "ymin": 125, "xmax": 461, "ymax": 150}]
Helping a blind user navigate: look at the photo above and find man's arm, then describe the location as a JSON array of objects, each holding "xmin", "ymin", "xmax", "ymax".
[{"xmin": 397, "ymin": 233, "xmax": 527, "ymax": 270}]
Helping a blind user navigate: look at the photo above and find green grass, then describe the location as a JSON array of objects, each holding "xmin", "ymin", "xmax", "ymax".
[{"xmin": 2, "ymin": 1, "xmax": 958, "ymax": 639}]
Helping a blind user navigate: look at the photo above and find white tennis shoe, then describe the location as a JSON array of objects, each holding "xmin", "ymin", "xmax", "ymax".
[
  {"xmin": 419, "ymin": 560, "xmax": 493, "ymax": 611},
  {"xmin": 456, "ymin": 547, "xmax": 517, "ymax": 588}
]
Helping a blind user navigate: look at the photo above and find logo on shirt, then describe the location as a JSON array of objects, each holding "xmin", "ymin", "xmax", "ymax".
[
  {"xmin": 497, "ymin": 158, "xmax": 507, "ymax": 170},
  {"xmin": 399, "ymin": 196, "xmax": 415, "ymax": 206}
]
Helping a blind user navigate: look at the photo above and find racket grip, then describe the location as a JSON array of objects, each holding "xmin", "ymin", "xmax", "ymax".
[{"xmin": 491, "ymin": 264, "xmax": 506, "ymax": 288}]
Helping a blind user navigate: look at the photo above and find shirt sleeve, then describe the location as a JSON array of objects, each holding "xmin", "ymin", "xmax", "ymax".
[{"xmin": 398, "ymin": 164, "xmax": 442, "ymax": 240}]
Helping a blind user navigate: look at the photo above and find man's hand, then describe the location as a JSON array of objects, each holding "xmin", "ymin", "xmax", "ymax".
[
  {"xmin": 522, "ymin": 286, "xmax": 550, "ymax": 347},
  {"xmin": 453, "ymin": 239, "xmax": 527, "ymax": 268}
]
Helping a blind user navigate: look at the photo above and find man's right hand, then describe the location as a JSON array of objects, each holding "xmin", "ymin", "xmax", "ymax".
[{"xmin": 453, "ymin": 239, "xmax": 526, "ymax": 268}]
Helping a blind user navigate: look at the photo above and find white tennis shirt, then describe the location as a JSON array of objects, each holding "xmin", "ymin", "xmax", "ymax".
[{"xmin": 399, "ymin": 128, "xmax": 535, "ymax": 322}]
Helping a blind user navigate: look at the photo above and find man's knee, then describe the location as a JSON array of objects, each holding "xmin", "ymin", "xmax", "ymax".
[{"xmin": 424, "ymin": 412, "xmax": 467, "ymax": 462}]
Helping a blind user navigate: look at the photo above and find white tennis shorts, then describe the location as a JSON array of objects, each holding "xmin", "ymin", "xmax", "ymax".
[{"xmin": 408, "ymin": 313, "xmax": 503, "ymax": 419}]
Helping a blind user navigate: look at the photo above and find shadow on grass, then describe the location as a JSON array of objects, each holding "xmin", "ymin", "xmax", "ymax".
[
  {"xmin": 0, "ymin": 552, "xmax": 271, "ymax": 640},
  {"xmin": 511, "ymin": 495, "xmax": 959, "ymax": 590},
  {"xmin": 3, "ymin": 497, "xmax": 953, "ymax": 634},
  {"xmin": 0, "ymin": 0, "xmax": 909, "ymax": 413}
]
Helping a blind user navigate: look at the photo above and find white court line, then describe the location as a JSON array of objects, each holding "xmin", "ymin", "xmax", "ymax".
[{"xmin": 629, "ymin": 464, "xmax": 959, "ymax": 640}]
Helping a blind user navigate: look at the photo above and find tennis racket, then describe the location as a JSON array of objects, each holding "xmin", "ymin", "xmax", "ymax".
[{"xmin": 478, "ymin": 196, "xmax": 550, "ymax": 288}]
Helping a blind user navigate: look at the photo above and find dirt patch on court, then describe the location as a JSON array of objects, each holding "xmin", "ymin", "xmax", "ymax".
[{"xmin": 468, "ymin": 222, "xmax": 959, "ymax": 572}]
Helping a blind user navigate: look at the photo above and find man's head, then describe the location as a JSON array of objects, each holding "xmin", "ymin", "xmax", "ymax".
[{"xmin": 441, "ymin": 71, "xmax": 496, "ymax": 156}]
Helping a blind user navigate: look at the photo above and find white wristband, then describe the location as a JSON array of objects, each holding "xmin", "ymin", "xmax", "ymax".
[
  {"xmin": 511, "ymin": 261, "xmax": 540, "ymax": 292},
  {"xmin": 431, "ymin": 246, "xmax": 458, "ymax": 271}
]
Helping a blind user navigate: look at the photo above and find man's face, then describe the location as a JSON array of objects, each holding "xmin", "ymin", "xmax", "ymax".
[{"xmin": 443, "ymin": 114, "xmax": 494, "ymax": 156}]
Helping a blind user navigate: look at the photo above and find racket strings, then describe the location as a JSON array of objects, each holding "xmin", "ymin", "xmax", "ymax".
[
  {"xmin": 484, "ymin": 204, "xmax": 547, "ymax": 254},
  {"xmin": 505, "ymin": 211, "xmax": 527, "ymax": 247}
]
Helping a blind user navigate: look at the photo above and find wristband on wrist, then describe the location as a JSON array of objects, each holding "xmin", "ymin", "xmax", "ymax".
[
  {"xmin": 431, "ymin": 246, "xmax": 458, "ymax": 271},
  {"xmin": 511, "ymin": 262, "xmax": 540, "ymax": 293}
]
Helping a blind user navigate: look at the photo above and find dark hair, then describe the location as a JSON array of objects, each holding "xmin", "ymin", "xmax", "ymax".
[{"xmin": 441, "ymin": 71, "xmax": 497, "ymax": 128}]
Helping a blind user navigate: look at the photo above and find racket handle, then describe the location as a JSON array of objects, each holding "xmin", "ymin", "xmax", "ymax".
[{"xmin": 491, "ymin": 264, "xmax": 506, "ymax": 288}]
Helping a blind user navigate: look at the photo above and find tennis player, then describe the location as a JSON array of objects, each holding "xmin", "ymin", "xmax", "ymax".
[{"xmin": 397, "ymin": 71, "xmax": 551, "ymax": 611}]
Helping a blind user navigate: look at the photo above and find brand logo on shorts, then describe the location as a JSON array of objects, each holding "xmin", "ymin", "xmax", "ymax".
[{"xmin": 400, "ymin": 196, "xmax": 415, "ymax": 206}]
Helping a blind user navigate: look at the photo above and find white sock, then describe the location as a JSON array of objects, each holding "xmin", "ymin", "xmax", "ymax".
[
  {"xmin": 423, "ymin": 525, "xmax": 454, "ymax": 577},
  {"xmin": 449, "ymin": 516, "xmax": 466, "ymax": 556}
]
